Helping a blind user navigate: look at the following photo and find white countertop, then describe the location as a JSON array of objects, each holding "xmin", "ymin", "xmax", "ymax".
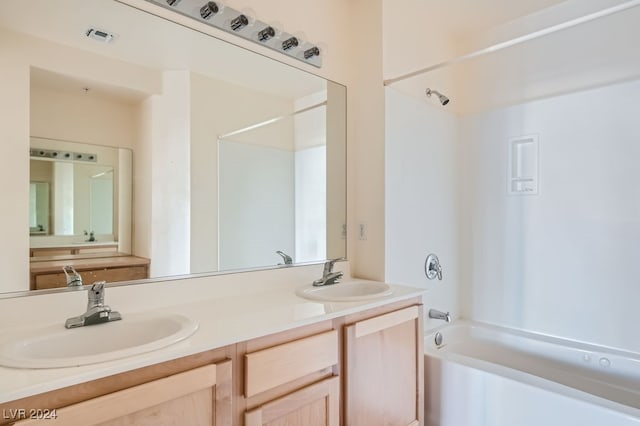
[{"xmin": 0, "ymin": 262, "xmax": 424, "ymax": 403}]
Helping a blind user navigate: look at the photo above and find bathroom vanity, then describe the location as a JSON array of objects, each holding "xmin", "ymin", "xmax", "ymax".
[
  {"xmin": 0, "ymin": 265, "xmax": 423, "ymax": 426},
  {"xmin": 29, "ymin": 255, "xmax": 150, "ymax": 290},
  {"xmin": 29, "ymin": 243, "xmax": 119, "ymax": 258}
]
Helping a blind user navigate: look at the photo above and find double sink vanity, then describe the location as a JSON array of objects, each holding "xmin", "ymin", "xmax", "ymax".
[
  {"xmin": 0, "ymin": 0, "xmax": 421, "ymax": 423},
  {"xmin": 0, "ymin": 262, "xmax": 424, "ymax": 426}
]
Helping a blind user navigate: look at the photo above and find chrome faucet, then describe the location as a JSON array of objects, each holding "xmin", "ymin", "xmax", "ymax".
[
  {"xmin": 428, "ymin": 308, "xmax": 451, "ymax": 323},
  {"xmin": 63, "ymin": 265, "xmax": 83, "ymax": 288},
  {"xmin": 276, "ymin": 250, "xmax": 293, "ymax": 265},
  {"xmin": 84, "ymin": 230, "xmax": 96, "ymax": 242},
  {"xmin": 312, "ymin": 258, "xmax": 344, "ymax": 286},
  {"xmin": 65, "ymin": 282, "xmax": 122, "ymax": 329}
]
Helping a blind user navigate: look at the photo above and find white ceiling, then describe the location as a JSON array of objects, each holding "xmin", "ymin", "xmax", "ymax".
[
  {"xmin": 390, "ymin": 0, "xmax": 640, "ymax": 115},
  {"xmin": 423, "ymin": 0, "xmax": 569, "ymax": 40},
  {"xmin": 30, "ymin": 67, "xmax": 150, "ymax": 104},
  {"xmin": 0, "ymin": 0, "xmax": 326, "ymax": 102}
]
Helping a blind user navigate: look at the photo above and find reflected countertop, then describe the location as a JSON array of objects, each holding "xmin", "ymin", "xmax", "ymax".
[{"xmin": 0, "ymin": 262, "xmax": 424, "ymax": 403}]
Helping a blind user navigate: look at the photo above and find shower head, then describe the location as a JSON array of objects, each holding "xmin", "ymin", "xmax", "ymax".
[{"xmin": 425, "ymin": 88, "xmax": 450, "ymax": 106}]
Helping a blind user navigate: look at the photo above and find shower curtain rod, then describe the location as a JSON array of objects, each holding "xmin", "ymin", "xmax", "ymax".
[
  {"xmin": 218, "ymin": 101, "xmax": 327, "ymax": 140},
  {"xmin": 383, "ymin": 0, "xmax": 640, "ymax": 86}
]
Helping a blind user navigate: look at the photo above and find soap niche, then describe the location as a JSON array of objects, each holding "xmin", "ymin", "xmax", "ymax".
[{"xmin": 507, "ymin": 135, "xmax": 539, "ymax": 196}]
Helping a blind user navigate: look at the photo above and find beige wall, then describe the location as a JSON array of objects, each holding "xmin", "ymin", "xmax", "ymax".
[
  {"xmin": 30, "ymin": 86, "xmax": 140, "ymax": 149},
  {"xmin": 0, "ymin": 50, "xmax": 30, "ymax": 292},
  {"xmin": 344, "ymin": 0, "xmax": 385, "ymax": 280}
]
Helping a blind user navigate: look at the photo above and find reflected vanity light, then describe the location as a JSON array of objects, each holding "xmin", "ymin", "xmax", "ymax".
[
  {"xmin": 30, "ymin": 148, "xmax": 98, "ymax": 163},
  {"xmin": 147, "ymin": 0, "xmax": 322, "ymax": 67}
]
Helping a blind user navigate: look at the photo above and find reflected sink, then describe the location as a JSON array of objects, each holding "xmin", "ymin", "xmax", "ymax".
[
  {"xmin": 0, "ymin": 313, "xmax": 198, "ymax": 369},
  {"xmin": 296, "ymin": 280, "xmax": 393, "ymax": 302}
]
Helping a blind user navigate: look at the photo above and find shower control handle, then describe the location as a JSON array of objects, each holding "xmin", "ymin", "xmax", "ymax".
[{"xmin": 425, "ymin": 253, "xmax": 443, "ymax": 280}]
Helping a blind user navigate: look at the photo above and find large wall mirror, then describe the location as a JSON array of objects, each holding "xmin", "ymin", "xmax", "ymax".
[{"xmin": 0, "ymin": 0, "xmax": 346, "ymax": 295}]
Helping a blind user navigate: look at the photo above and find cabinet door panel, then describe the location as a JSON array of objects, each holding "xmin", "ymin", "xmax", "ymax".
[
  {"xmin": 97, "ymin": 388, "xmax": 213, "ymax": 426},
  {"xmin": 245, "ymin": 376, "xmax": 339, "ymax": 426},
  {"xmin": 16, "ymin": 361, "xmax": 232, "ymax": 426},
  {"xmin": 344, "ymin": 305, "xmax": 424, "ymax": 426}
]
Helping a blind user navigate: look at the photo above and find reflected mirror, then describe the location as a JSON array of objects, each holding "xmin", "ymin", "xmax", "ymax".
[
  {"xmin": 28, "ymin": 138, "xmax": 133, "ymax": 261},
  {"xmin": 29, "ymin": 182, "xmax": 49, "ymax": 235},
  {"xmin": 0, "ymin": 0, "xmax": 346, "ymax": 294}
]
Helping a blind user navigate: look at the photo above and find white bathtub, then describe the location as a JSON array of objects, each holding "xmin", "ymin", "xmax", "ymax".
[{"xmin": 424, "ymin": 321, "xmax": 640, "ymax": 426}]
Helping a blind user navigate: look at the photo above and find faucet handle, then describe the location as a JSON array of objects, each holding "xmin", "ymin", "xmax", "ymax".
[
  {"xmin": 276, "ymin": 250, "xmax": 293, "ymax": 265},
  {"xmin": 87, "ymin": 281, "xmax": 107, "ymax": 308},
  {"xmin": 425, "ymin": 254, "xmax": 443, "ymax": 281},
  {"xmin": 91, "ymin": 282, "xmax": 105, "ymax": 291},
  {"xmin": 63, "ymin": 265, "xmax": 83, "ymax": 288},
  {"xmin": 324, "ymin": 257, "xmax": 345, "ymax": 273}
]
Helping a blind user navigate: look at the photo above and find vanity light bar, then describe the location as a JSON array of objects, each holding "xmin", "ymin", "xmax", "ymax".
[
  {"xmin": 30, "ymin": 148, "xmax": 98, "ymax": 163},
  {"xmin": 147, "ymin": 0, "xmax": 322, "ymax": 68}
]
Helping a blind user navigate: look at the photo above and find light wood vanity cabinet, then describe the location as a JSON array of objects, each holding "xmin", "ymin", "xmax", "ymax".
[
  {"xmin": 1, "ymin": 298, "xmax": 423, "ymax": 426},
  {"xmin": 343, "ymin": 304, "xmax": 424, "ymax": 426},
  {"xmin": 16, "ymin": 362, "xmax": 232, "ymax": 426},
  {"xmin": 245, "ymin": 377, "xmax": 340, "ymax": 426},
  {"xmin": 241, "ymin": 326, "xmax": 340, "ymax": 426},
  {"xmin": 2, "ymin": 346, "xmax": 234, "ymax": 426}
]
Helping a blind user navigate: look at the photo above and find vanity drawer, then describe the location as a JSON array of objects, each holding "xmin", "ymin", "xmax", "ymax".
[{"xmin": 244, "ymin": 330, "xmax": 338, "ymax": 398}]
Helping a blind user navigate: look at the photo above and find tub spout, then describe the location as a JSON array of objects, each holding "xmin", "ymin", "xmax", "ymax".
[{"xmin": 429, "ymin": 308, "xmax": 451, "ymax": 323}]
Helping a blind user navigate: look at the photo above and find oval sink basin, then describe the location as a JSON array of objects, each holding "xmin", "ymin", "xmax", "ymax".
[
  {"xmin": 0, "ymin": 313, "xmax": 198, "ymax": 369},
  {"xmin": 296, "ymin": 280, "xmax": 393, "ymax": 302}
]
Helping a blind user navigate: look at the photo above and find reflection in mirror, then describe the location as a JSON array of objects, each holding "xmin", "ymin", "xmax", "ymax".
[
  {"xmin": 29, "ymin": 182, "xmax": 49, "ymax": 235},
  {"xmin": 30, "ymin": 157, "xmax": 114, "ymax": 237},
  {"xmin": 218, "ymin": 94, "xmax": 329, "ymax": 270},
  {"xmin": 0, "ymin": 0, "xmax": 346, "ymax": 295},
  {"xmin": 29, "ymin": 138, "xmax": 133, "ymax": 254}
]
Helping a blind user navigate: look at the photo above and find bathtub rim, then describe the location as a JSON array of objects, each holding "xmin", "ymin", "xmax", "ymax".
[{"xmin": 424, "ymin": 320, "xmax": 640, "ymax": 420}]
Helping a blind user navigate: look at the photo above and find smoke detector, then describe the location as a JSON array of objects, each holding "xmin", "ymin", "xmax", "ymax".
[{"xmin": 85, "ymin": 27, "xmax": 117, "ymax": 43}]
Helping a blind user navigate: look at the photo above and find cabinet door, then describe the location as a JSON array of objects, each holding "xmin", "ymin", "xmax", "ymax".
[
  {"xmin": 16, "ymin": 361, "xmax": 232, "ymax": 426},
  {"xmin": 344, "ymin": 305, "xmax": 424, "ymax": 426},
  {"xmin": 245, "ymin": 376, "xmax": 339, "ymax": 426}
]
